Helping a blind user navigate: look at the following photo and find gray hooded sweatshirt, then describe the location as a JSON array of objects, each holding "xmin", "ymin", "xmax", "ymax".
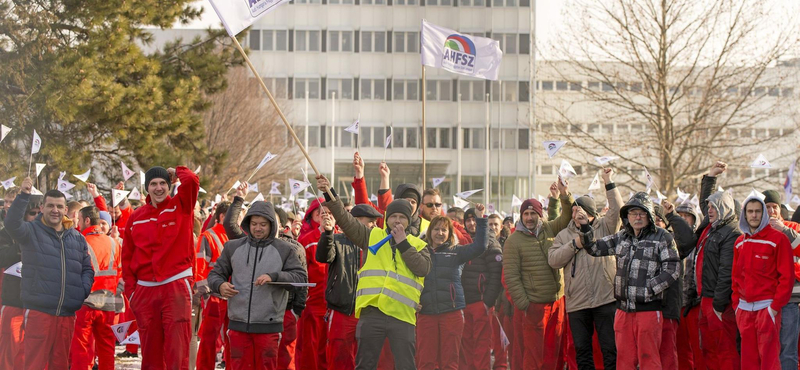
[{"xmin": 208, "ymin": 201, "xmax": 308, "ymax": 334}]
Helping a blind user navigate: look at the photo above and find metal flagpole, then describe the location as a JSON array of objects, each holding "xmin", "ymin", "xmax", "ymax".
[
  {"xmin": 529, "ymin": 0, "xmax": 537, "ymax": 197},
  {"xmin": 498, "ymin": 81, "xmax": 503, "ymax": 209},
  {"xmin": 305, "ymin": 91, "xmax": 309, "ymax": 175},
  {"xmin": 457, "ymin": 93, "xmax": 462, "ymax": 194},
  {"xmin": 485, "ymin": 93, "xmax": 490, "ymax": 206},
  {"xmin": 331, "ymin": 91, "xmax": 336, "ymax": 191},
  {"xmin": 422, "ymin": 66, "xmax": 427, "ymax": 186}
]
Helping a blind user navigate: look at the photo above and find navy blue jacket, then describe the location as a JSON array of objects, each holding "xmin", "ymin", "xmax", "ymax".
[
  {"xmin": 419, "ymin": 218, "xmax": 488, "ymax": 315},
  {"xmin": 4, "ymin": 193, "xmax": 93, "ymax": 316}
]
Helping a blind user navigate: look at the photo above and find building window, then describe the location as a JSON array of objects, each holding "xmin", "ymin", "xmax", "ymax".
[
  {"xmin": 361, "ymin": 31, "xmax": 387, "ymax": 52},
  {"xmin": 393, "ymin": 32, "xmax": 419, "ymax": 53},
  {"xmin": 541, "ymin": 81, "xmax": 553, "ymax": 91},
  {"xmin": 295, "ymin": 30, "xmax": 321, "ymax": 52},
  {"xmin": 463, "ymin": 128, "xmax": 486, "ymax": 149},
  {"xmin": 587, "ymin": 81, "xmax": 600, "ymax": 91},
  {"xmin": 249, "ymin": 30, "xmax": 262, "ymax": 50},
  {"xmin": 569, "ymin": 82, "xmax": 582, "ymax": 91},
  {"xmin": 425, "ymin": 128, "xmax": 453, "ymax": 148},
  {"xmin": 372, "ymin": 127, "xmax": 386, "ymax": 148},
  {"xmin": 328, "ymin": 31, "xmax": 354, "ymax": 52},
  {"xmin": 263, "ymin": 77, "xmax": 289, "ymax": 99},
  {"xmin": 492, "ymin": 33, "xmax": 517, "ymax": 54},
  {"xmin": 362, "ymin": 0, "xmax": 386, "ymax": 4},
  {"xmin": 459, "ymin": 80, "xmax": 486, "ymax": 102},
  {"xmin": 393, "ymin": 79, "xmax": 419, "ymax": 101},
  {"xmin": 307, "ymin": 126, "xmax": 321, "ymax": 147},
  {"xmin": 260, "ymin": 30, "xmax": 288, "ymax": 51},
  {"xmin": 329, "ymin": 0, "xmax": 354, "ymax": 4},
  {"xmin": 395, "ymin": 0, "xmax": 419, "ymax": 4},
  {"xmin": 426, "ymin": 0, "xmax": 452, "ymax": 5},
  {"xmin": 294, "ymin": 78, "xmax": 321, "ymax": 99},
  {"xmin": 294, "ymin": 0, "xmax": 321, "ymax": 3},
  {"xmin": 338, "ymin": 127, "xmax": 354, "ymax": 148},
  {"xmin": 782, "ymin": 88, "xmax": 793, "ymax": 97},
  {"xmin": 327, "ymin": 78, "xmax": 354, "ymax": 99},
  {"xmin": 460, "ymin": 0, "xmax": 485, "ymax": 6},
  {"xmin": 360, "ymin": 78, "xmax": 386, "ymax": 100},
  {"xmin": 491, "ymin": 81, "xmax": 518, "ymax": 102},
  {"xmin": 556, "ymin": 81, "xmax": 568, "ymax": 91},
  {"xmin": 541, "ymin": 165, "xmax": 554, "ymax": 175},
  {"xmin": 426, "ymin": 80, "xmax": 453, "ymax": 101}
]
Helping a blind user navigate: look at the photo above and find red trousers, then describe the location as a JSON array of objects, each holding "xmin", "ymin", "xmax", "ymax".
[
  {"xmin": 416, "ymin": 310, "xmax": 465, "ymax": 370},
  {"xmin": 295, "ymin": 305, "xmax": 327, "ymax": 370},
  {"xmin": 520, "ymin": 299, "xmax": 566, "ymax": 370},
  {"xmin": 227, "ymin": 329, "xmax": 281, "ymax": 370},
  {"xmin": 660, "ymin": 318, "xmax": 679, "ymax": 370},
  {"xmin": 327, "ymin": 310, "xmax": 358, "ymax": 370},
  {"xmin": 122, "ymin": 294, "xmax": 139, "ymax": 354},
  {"xmin": 23, "ymin": 309, "xmax": 75, "ymax": 370},
  {"xmin": 736, "ymin": 308, "xmax": 781, "ymax": 370},
  {"xmin": 677, "ymin": 306, "xmax": 705, "ymax": 370},
  {"xmin": 492, "ymin": 307, "xmax": 509, "ymax": 370},
  {"xmin": 614, "ymin": 310, "xmax": 663, "ymax": 370},
  {"xmin": 70, "ymin": 306, "xmax": 116, "ymax": 370},
  {"xmin": 510, "ymin": 308, "xmax": 524, "ymax": 370},
  {"xmin": 197, "ymin": 297, "xmax": 230, "ymax": 370},
  {"xmin": 131, "ymin": 278, "xmax": 193, "ymax": 370},
  {"xmin": 698, "ymin": 298, "xmax": 740, "ymax": 370},
  {"xmin": 277, "ymin": 310, "xmax": 298, "ymax": 370},
  {"xmin": 460, "ymin": 302, "xmax": 493, "ymax": 370},
  {"xmin": 0, "ymin": 305, "xmax": 24, "ymax": 369}
]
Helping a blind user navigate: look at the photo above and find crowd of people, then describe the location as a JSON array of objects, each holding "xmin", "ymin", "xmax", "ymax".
[{"xmin": 0, "ymin": 155, "xmax": 798, "ymax": 370}]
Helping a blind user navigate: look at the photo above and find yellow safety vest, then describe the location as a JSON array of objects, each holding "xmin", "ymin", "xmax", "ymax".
[
  {"xmin": 420, "ymin": 218, "xmax": 429, "ymax": 234},
  {"xmin": 355, "ymin": 227, "xmax": 427, "ymax": 326}
]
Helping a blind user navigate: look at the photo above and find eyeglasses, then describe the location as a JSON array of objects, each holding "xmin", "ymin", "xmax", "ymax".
[
  {"xmin": 424, "ymin": 203, "xmax": 443, "ymax": 208},
  {"xmin": 628, "ymin": 211, "xmax": 648, "ymax": 219}
]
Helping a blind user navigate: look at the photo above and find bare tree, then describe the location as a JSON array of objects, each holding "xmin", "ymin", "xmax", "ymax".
[
  {"xmin": 540, "ymin": 0, "xmax": 800, "ymax": 196},
  {"xmin": 197, "ymin": 67, "xmax": 301, "ymax": 196}
]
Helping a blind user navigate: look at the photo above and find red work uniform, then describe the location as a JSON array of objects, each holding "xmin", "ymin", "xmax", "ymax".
[
  {"xmin": 295, "ymin": 199, "xmax": 328, "ymax": 370},
  {"xmin": 732, "ymin": 222, "xmax": 794, "ymax": 370},
  {"xmin": 70, "ymin": 226, "xmax": 122, "ymax": 370},
  {"xmin": 123, "ymin": 166, "xmax": 199, "ymax": 370},
  {"xmin": 195, "ymin": 223, "xmax": 231, "ymax": 370}
]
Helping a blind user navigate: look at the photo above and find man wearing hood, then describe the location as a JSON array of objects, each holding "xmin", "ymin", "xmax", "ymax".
[
  {"xmin": 732, "ymin": 192, "xmax": 794, "ymax": 370},
  {"xmin": 549, "ymin": 168, "xmax": 622, "ymax": 370},
  {"xmin": 576, "ymin": 192, "xmax": 681, "ymax": 370},
  {"xmin": 316, "ymin": 175, "xmax": 431, "ymax": 370},
  {"xmin": 503, "ymin": 179, "xmax": 573, "ymax": 370},
  {"xmin": 208, "ymin": 200, "xmax": 307, "ymax": 370}
]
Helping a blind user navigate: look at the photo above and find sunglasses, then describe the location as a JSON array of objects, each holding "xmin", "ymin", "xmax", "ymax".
[
  {"xmin": 424, "ymin": 203, "xmax": 443, "ymax": 208},
  {"xmin": 28, "ymin": 211, "xmax": 38, "ymax": 216}
]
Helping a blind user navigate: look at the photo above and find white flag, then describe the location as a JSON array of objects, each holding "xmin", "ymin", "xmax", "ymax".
[
  {"xmin": 256, "ymin": 152, "xmax": 277, "ymax": 171},
  {"xmin": 676, "ymin": 187, "xmax": 690, "ymax": 203},
  {"xmin": 455, "ymin": 189, "xmax": 482, "ymax": 199},
  {"xmin": 296, "ymin": 198, "xmax": 309, "ymax": 209},
  {"xmin": 195, "ymin": 165, "xmax": 201, "ymax": 174},
  {"xmin": 304, "ymin": 190, "xmax": 317, "ymax": 199},
  {"xmin": 690, "ymin": 194, "xmax": 700, "ymax": 207},
  {"xmin": 214, "ymin": 194, "xmax": 222, "ymax": 203},
  {"xmin": 432, "ymin": 177, "xmax": 446, "ymax": 188},
  {"xmin": 369, "ymin": 194, "xmax": 378, "ymax": 203},
  {"xmin": 791, "ymin": 194, "xmax": 800, "ymax": 206},
  {"xmin": 747, "ymin": 188, "xmax": 766, "ymax": 201},
  {"xmin": 3, "ymin": 262, "xmax": 22, "ymax": 278},
  {"xmin": 230, "ymin": 180, "xmax": 241, "ymax": 190},
  {"xmin": 58, "ymin": 171, "xmax": 66, "ymax": 180},
  {"xmin": 421, "ymin": 20, "xmax": 503, "ymax": 81},
  {"xmin": 252, "ymin": 193, "xmax": 265, "ymax": 203},
  {"xmin": 656, "ymin": 190, "xmax": 667, "ymax": 201},
  {"xmin": 511, "ymin": 195, "xmax": 523, "ymax": 208},
  {"xmin": 248, "ymin": 183, "xmax": 259, "ymax": 194},
  {"xmin": 718, "ymin": 186, "xmax": 725, "ymax": 193},
  {"xmin": 73, "ymin": 169, "xmax": 91, "ymax": 183},
  {"xmin": 121, "ymin": 162, "xmax": 135, "ymax": 181},
  {"xmin": 750, "ymin": 154, "xmax": 772, "ymax": 169},
  {"xmin": 120, "ymin": 330, "xmax": 140, "ymax": 346},
  {"xmin": 453, "ymin": 196, "xmax": 470, "ymax": 210},
  {"xmin": 543, "ymin": 141, "xmax": 567, "ymax": 159},
  {"xmin": 643, "ymin": 167, "xmax": 654, "ymax": 191},
  {"xmin": 30, "ymin": 186, "xmax": 43, "ymax": 195},
  {"xmin": 208, "ymin": 0, "xmax": 291, "ymax": 37},
  {"xmin": 345, "ymin": 116, "xmax": 360, "ymax": 135},
  {"xmin": 559, "ymin": 160, "xmax": 577, "ymax": 180},
  {"xmin": 199, "ymin": 187, "xmax": 207, "ymax": 194},
  {"xmin": 63, "ymin": 192, "xmax": 73, "ymax": 200},
  {"xmin": 139, "ymin": 171, "xmax": 146, "ymax": 186},
  {"xmin": 112, "ymin": 189, "xmax": 130, "ymax": 207},
  {"xmin": 269, "ymin": 181, "xmax": 281, "ymax": 195},
  {"xmin": 31, "ymin": 130, "xmax": 41, "ymax": 154},
  {"xmin": 595, "ymin": 156, "xmax": 618, "ymax": 165},
  {"xmin": 538, "ymin": 195, "xmax": 548, "ymax": 205},
  {"xmin": 35, "ymin": 163, "xmax": 46, "ymax": 177},
  {"xmin": 289, "ymin": 179, "xmax": 311, "ymax": 196},
  {"xmin": 384, "ymin": 130, "xmax": 392, "ymax": 149},
  {"xmin": 111, "ymin": 321, "xmax": 134, "ymax": 344},
  {"xmin": 128, "ymin": 187, "xmax": 142, "ymax": 201},
  {"xmin": 588, "ymin": 173, "xmax": 602, "ymax": 191},
  {"xmin": 1, "ymin": 177, "xmax": 16, "ymax": 190},
  {"xmin": 0, "ymin": 124, "xmax": 10, "ymax": 143},
  {"xmin": 57, "ymin": 179, "xmax": 75, "ymax": 193}
]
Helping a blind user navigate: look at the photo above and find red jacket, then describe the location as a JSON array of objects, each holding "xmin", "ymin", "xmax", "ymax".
[
  {"xmin": 352, "ymin": 177, "xmax": 384, "ymax": 228},
  {"xmin": 731, "ymin": 224, "xmax": 794, "ymax": 312},
  {"xmin": 122, "ymin": 167, "xmax": 199, "ymax": 298},
  {"xmin": 298, "ymin": 198, "xmax": 328, "ymax": 307},
  {"xmin": 94, "ymin": 195, "xmax": 133, "ymax": 237}
]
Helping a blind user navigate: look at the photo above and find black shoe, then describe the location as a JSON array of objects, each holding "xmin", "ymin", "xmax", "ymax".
[
  {"xmin": 116, "ymin": 350, "xmax": 138, "ymax": 358},
  {"xmin": 216, "ymin": 361, "xmax": 226, "ymax": 369},
  {"xmin": 92, "ymin": 363, "xmax": 98, "ymax": 370}
]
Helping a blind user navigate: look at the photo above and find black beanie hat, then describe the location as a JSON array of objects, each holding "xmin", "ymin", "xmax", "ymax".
[
  {"xmin": 464, "ymin": 208, "xmax": 477, "ymax": 222},
  {"xmin": 574, "ymin": 196, "xmax": 598, "ymax": 219},
  {"xmin": 763, "ymin": 190, "xmax": 782, "ymax": 205},
  {"xmin": 145, "ymin": 166, "xmax": 170, "ymax": 188},
  {"xmin": 385, "ymin": 199, "xmax": 413, "ymax": 223}
]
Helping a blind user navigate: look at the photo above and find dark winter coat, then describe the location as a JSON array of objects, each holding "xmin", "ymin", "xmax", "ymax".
[
  {"xmin": 461, "ymin": 231, "xmax": 503, "ymax": 308},
  {"xmin": 317, "ymin": 230, "xmax": 362, "ymax": 316}
]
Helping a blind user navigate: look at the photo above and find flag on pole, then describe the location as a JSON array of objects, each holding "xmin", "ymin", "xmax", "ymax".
[
  {"xmin": 73, "ymin": 169, "xmax": 91, "ymax": 183},
  {"xmin": 432, "ymin": 177, "xmax": 445, "ymax": 188},
  {"xmin": 595, "ymin": 156, "xmax": 618, "ymax": 165},
  {"xmin": 230, "ymin": 181, "xmax": 241, "ymax": 190},
  {"xmin": 208, "ymin": 0, "xmax": 292, "ymax": 37},
  {"xmin": 31, "ymin": 130, "xmax": 41, "ymax": 154},
  {"xmin": 121, "ymin": 162, "xmax": 135, "ymax": 181},
  {"xmin": 511, "ymin": 195, "xmax": 523, "ymax": 208},
  {"xmin": 559, "ymin": 160, "xmax": 577, "ymax": 180},
  {"xmin": 120, "ymin": 331, "xmax": 140, "ymax": 346},
  {"xmin": 289, "ymin": 179, "xmax": 311, "ymax": 196},
  {"xmin": 718, "ymin": 186, "xmax": 725, "ymax": 193},
  {"xmin": 538, "ymin": 195, "xmax": 548, "ymax": 206},
  {"xmin": 199, "ymin": 187, "xmax": 207, "ymax": 194},
  {"xmin": 58, "ymin": 172, "xmax": 66, "ymax": 180},
  {"xmin": 588, "ymin": 173, "xmax": 602, "ymax": 191},
  {"xmin": 248, "ymin": 183, "xmax": 259, "ymax": 194},
  {"xmin": 452, "ymin": 196, "xmax": 470, "ymax": 210},
  {"xmin": 112, "ymin": 189, "xmax": 130, "ymax": 207},
  {"xmin": 0, "ymin": 124, "xmax": 10, "ymax": 143},
  {"xmin": 345, "ymin": 116, "xmax": 360, "ymax": 134},
  {"xmin": 139, "ymin": 171, "xmax": 146, "ymax": 187},
  {"xmin": 256, "ymin": 152, "xmax": 277, "ymax": 171},
  {"xmin": 195, "ymin": 165, "xmax": 201, "ymax": 174},
  {"xmin": 750, "ymin": 154, "xmax": 771, "ymax": 168},
  {"xmin": 111, "ymin": 321, "xmax": 134, "ymax": 344},
  {"xmin": 252, "ymin": 193, "xmax": 265, "ymax": 203},
  {"xmin": 792, "ymin": 194, "xmax": 800, "ymax": 206},
  {"xmin": 656, "ymin": 190, "xmax": 667, "ymax": 201},
  {"xmin": 304, "ymin": 190, "xmax": 316, "ymax": 199},
  {"xmin": 1, "ymin": 177, "xmax": 16, "ymax": 190},
  {"xmin": 676, "ymin": 188, "xmax": 690, "ymax": 203},
  {"xmin": 747, "ymin": 188, "xmax": 766, "ymax": 201},
  {"xmin": 384, "ymin": 130, "xmax": 392, "ymax": 149},
  {"xmin": 35, "ymin": 163, "xmax": 46, "ymax": 177},
  {"xmin": 421, "ymin": 20, "xmax": 503, "ymax": 81},
  {"xmin": 269, "ymin": 181, "xmax": 281, "ymax": 195},
  {"xmin": 129, "ymin": 187, "xmax": 142, "ymax": 201},
  {"xmin": 785, "ymin": 160, "xmax": 795, "ymax": 201},
  {"xmin": 4, "ymin": 262, "xmax": 22, "ymax": 277},
  {"xmin": 643, "ymin": 167, "xmax": 654, "ymax": 192},
  {"xmin": 455, "ymin": 189, "xmax": 482, "ymax": 199},
  {"xmin": 369, "ymin": 194, "xmax": 378, "ymax": 203},
  {"xmin": 57, "ymin": 179, "xmax": 75, "ymax": 193},
  {"xmin": 543, "ymin": 141, "xmax": 567, "ymax": 159},
  {"xmin": 30, "ymin": 186, "xmax": 43, "ymax": 195}
]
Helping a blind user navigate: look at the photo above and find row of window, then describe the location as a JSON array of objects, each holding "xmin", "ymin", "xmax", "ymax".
[
  {"xmin": 264, "ymin": 77, "xmax": 530, "ymax": 102},
  {"xmin": 536, "ymin": 80, "xmax": 795, "ymax": 97},
  {"xmin": 539, "ymin": 123, "xmax": 796, "ymax": 137},
  {"xmin": 295, "ymin": 126, "xmax": 530, "ymax": 150},
  {"xmin": 291, "ymin": 0, "xmax": 524, "ymax": 6},
  {"xmin": 249, "ymin": 30, "xmax": 529, "ymax": 55}
]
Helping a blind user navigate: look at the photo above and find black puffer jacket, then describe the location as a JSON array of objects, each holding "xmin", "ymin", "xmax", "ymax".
[
  {"xmin": 420, "ymin": 218, "xmax": 488, "ymax": 315},
  {"xmin": 317, "ymin": 231, "xmax": 362, "ymax": 316},
  {"xmin": 0, "ymin": 228, "xmax": 22, "ymax": 308},
  {"xmin": 462, "ymin": 229, "xmax": 503, "ymax": 308}
]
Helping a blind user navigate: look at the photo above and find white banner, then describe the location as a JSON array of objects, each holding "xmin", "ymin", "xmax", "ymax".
[
  {"xmin": 421, "ymin": 20, "xmax": 503, "ymax": 81},
  {"xmin": 209, "ymin": 0, "xmax": 291, "ymax": 37}
]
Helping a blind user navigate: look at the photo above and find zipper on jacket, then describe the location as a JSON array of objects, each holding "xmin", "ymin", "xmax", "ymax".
[
  {"xmin": 56, "ymin": 233, "xmax": 66, "ymax": 316},
  {"xmin": 246, "ymin": 245, "xmax": 258, "ymax": 331}
]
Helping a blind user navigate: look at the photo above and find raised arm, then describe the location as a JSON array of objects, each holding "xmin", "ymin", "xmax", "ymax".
[
  {"xmin": 3, "ymin": 179, "xmax": 34, "ymax": 245},
  {"xmin": 456, "ymin": 205, "xmax": 488, "ymax": 264},
  {"xmin": 318, "ymin": 176, "xmax": 371, "ymax": 249},
  {"xmin": 316, "ymin": 212, "xmax": 338, "ymax": 264},
  {"xmin": 174, "ymin": 166, "xmax": 199, "ymax": 213},
  {"xmin": 223, "ymin": 183, "xmax": 249, "ymax": 240},
  {"xmin": 598, "ymin": 168, "xmax": 623, "ymax": 235},
  {"xmin": 545, "ymin": 180, "xmax": 575, "ymax": 236}
]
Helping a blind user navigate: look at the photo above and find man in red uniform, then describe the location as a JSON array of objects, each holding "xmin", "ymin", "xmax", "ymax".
[
  {"xmin": 732, "ymin": 193, "xmax": 794, "ymax": 370},
  {"xmin": 295, "ymin": 198, "xmax": 329, "ymax": 370},
  {"xmin": 195, "ymin": 201, "xmax": 231, "ymax": 370},
  {"xmin": 123, "ymin": 166, "xmax": 199, "ymax": 369},
  {"xmin": 70, "ymin": 206, "xmax": 122, "ymax": 370}
]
